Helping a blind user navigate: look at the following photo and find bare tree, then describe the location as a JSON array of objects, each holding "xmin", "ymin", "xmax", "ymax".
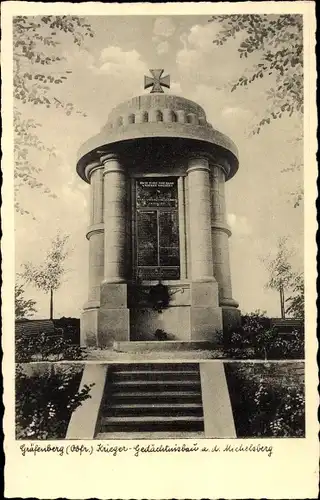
[
  {"xmin": 21, "ymin": 232, "xmax": 71, "ymax": 319},
  {"xmin": 263, "ymin": 237, "xmax": 295, "ymax": 319}
]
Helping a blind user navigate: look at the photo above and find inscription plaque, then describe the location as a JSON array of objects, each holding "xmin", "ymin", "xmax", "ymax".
[
  {"xmin": 135, "ymin": 177, "xmax": 180, "ymax": 280},
  {"xmin": 136, "ymin": 178, "xmax": 178, "ymax": 208}
]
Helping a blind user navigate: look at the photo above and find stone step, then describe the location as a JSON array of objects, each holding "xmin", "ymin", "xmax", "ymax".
[
  {"xmin": 101, "ymin": 415, "xmax": 203, "ymax": 424},
  {"xmin": 112, "ymin": 379, "xmax": 200, "ymax": 386},
  {"xmin": 104, "ymin": 402, "xmax": 203, "ymax": 417},
  {"xmin": 110, "ymin": 363, "xmax": 199, "ymax": 372},
  {"xmin": 111, "ymin": 370, "xmax": 200, "ymax": 382},
  {"xmin": 95, "ymin": 431, "xmax": 205, "ymax": 439},
  {"xmin": 96, "ymin": 362, "xmax": 204, "ymax": 436},
  {"xmin": 110, "ymin": 380, "xmax": 200, "ymax": 393},
  {"xmin": 100, "ymin": 415, "xmax": 204, "ymax": 433},
  {"xmin": 110, "ymin": 391, "xmax": 202, "ymax": 404},
  {"xmin": 108, "ymin": 402, "xmax": 203, "ymax": 409}
]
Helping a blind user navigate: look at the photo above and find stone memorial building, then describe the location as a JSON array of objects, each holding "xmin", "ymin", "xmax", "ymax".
[
  {"xmin": 76, "ymin": 70, "xmax": 240, "ymax": 348},
  {"xmin": 68, "ymin": 71, "xmax": 241, "ymax": 439}
]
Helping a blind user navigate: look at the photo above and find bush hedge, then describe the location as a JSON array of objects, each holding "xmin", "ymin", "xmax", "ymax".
[
  {"xmin": 225, "ymin": 362, "xmax": 305, "ymax": 437},
  {"xmin": 15, "ymin": 332, "xmax": 87, "ymax": 362},
  {"xmin": 222, "ymin": 312, "xmax": 304, "ymax": 360},
  {"xmin": 16, "ymin": 364, "xmax": 94, "ymax": 439}
]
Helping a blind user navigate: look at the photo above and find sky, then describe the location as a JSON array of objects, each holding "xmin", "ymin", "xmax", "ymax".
[{"xmin": 15, "ymin": 15, "xmax": 304, "ymax": 319}]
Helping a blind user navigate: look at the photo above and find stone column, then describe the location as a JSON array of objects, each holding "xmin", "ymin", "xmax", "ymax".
[
  {"xmin": 184, "ymin": 177, "xmax": 192, "ymax": 279},
  {"xmin": 187, "ymin": 156, "xmax": 214, "ymax": 281},
  {"xmin": 90, "ymin": 164, "xmax": 104, "ymax": 225},
  {"xmin": 87, "ymin": 165, "xmax": 104, "ymax": 303},
  {"xmin": 81, "ymin": 161, "xmax": 104, "ymax": 347},
  {"xmin": 211, "ymin": 164, "xmax": 240, "ymax": 332},
  {"xmin": 211, "ymin": 165, "xmax": 232, "ymax": 300},
  {"xmin": 187, "ymin": 155, "xmax": 222, "ymax": 340},
  {"xmin": 98, "ymin": 153, "xmax": 129, "ymax": 346},
  {"xmin": 102, "ymin": 154, "xmax": 127, "ymax": 284},
  {"xmin": 178, "ymin": 176, "xmax": 187, "ymax": 280}
]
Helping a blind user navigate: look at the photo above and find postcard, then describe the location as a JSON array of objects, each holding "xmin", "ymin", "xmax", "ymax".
[{"xmin": 2, "ymin": 1, "xmax": 318, "ymax": 498}]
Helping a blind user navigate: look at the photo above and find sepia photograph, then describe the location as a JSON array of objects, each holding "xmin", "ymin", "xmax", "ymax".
[{"xmin": 2, "ymin": 2, "xmax": 317, "ymax": 498}]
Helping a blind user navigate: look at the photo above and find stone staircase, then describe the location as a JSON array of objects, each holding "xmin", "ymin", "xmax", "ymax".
[{"xmin": 95, "ymin": 363, "xmax": 204, "ymax": 438}]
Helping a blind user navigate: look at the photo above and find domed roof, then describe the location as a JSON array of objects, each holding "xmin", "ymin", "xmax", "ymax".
[
  {"xmin": 76, "ymin": 93, "xmax": 239, "ymax": 182},
  {"xmin": 107, "ymin": 94, "xmax": 207, "ymax": 125}
]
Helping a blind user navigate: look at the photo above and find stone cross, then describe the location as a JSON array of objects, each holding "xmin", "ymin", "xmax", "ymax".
[{"xmin": 144, "ymin": 69, "xmax": 170, "ymax": 93}]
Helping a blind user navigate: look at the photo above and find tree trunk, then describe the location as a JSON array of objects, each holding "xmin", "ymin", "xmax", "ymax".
[
  {"xmin": 279, "ymin": 286, "xmax": 285, "ymax": 319},
  {"xmin": 50, "ymin": 288, "xmax": 54, "ymax": 320}
]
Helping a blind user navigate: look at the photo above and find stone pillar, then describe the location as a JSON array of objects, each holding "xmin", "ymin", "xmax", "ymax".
[
  {"xmin": 187, "ymin": 156, "xmax": 214, "ymax": 281},
  {"xmin": 81, "ymin": 161, "xmax": 104, "ymax": 347},
  {"xmin": 184, "ymin": 177, "xmax": 192, "ymax": 279},
  {"xmin": 87, "ymin": 225, "xmax": 104, "ymax": 304},
  {"xmin": 102, "ymin": 154, "xmax": 127, "ymax": 284},
  {"xmin": 98, "ymin": 154, "xmax": 129, "ymax": 347},
  {"xmin": 87, "ymin": 166, "xmax": 104, "ymax": 303},
  {"xmin": 211, "ymin": 164, "xmax": 240, "ymax": 332},
  {"xmin": 187, "ymin": 155, "xmax": 222, "ymax": 340},
  {"xmin": 178, "ymin": 176, "xmax": 187, "ymax": 280}
]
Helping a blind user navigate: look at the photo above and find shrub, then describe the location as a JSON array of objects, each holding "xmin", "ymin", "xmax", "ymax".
[
  {"xmin": 15, "ymin": 332, "xmax": 87, "ymax": 362},
  {"xmin": 226, "ymin": 363, "xmax": 305, "ymax": 437},
  {"xmin": 264, "ymin": 329, "xmax": 304, "ymax": 359},
  {"xmin": 224, "ymin": 312, "xmax": 304, "ymax": 359},
  {"xmin": 15, "ymin": 283, "xmax": 37, "ymax": 319},
  {"xmin": 53, "ymin": 317, "xmax": 80, "ymax": 345},
  {"xmin": 16, "ymin": 364, "xmax": 94, "ymax": 439}
]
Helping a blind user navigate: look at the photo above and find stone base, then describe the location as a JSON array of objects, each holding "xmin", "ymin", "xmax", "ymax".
[
  {"xmin": 98, "ymin": 308, "xmax": 130, "ymax": 347},
  {"xmin": 190, "ymin": 306, "xmax": 223, "ymax": 341},
  {"xmin": 97, "ymin": 282, "xmax": 130, "ymax": 347},
  {"xmin": 80, "ymin": 307, "xmax": 99, "ymax": 347},
  {"xmin": 221, "ymin": 306, "xmax": 241, "ymax": 332},
  {"xmin": 190, "ymin": 280, "xmax": 223, "ymax": 341},
  {"xmin": 221, "ymin": 306, "xmax": 241, "ymax": 345},
  {"xmin": 130, "ymin": 307, "xmax": 191, "ymax": 341},
  {"xmin": 81, "ymin": 282, "xmax": 239, "ymax": 347}
]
